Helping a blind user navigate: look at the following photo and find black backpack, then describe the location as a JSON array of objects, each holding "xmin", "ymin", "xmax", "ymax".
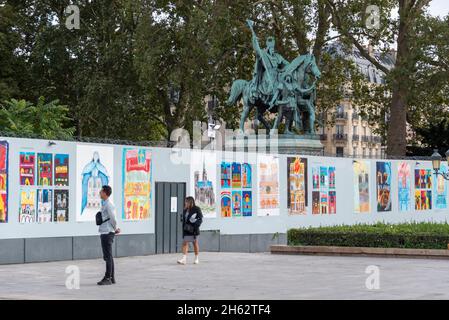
[{"xmin": 96, "ymin": 211, "xmax": 110, "ymax": 226}]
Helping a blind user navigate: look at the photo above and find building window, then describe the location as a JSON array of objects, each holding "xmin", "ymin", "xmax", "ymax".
[
  {"xmin": 353, "ymin": 126, "xmax": 357, "ymax": 134},
  {"xmin": 336, "ymin": 105, "xmax": 345, "ymax": 119},
  {"xmin": 336, "ymin": 125, "xmax": 344, "ymax": 135},
  {"xmin": 362, "ymin": 148, "xmax": 366, "ymax": 157},
  {"xmin": 363, "ymin": 126, "xmax": 367, "ymax": 136},
  {"xmin": 337, "ymin": 105, "xmax": 344, "ymax": 114},
  {"xmin": 336, "ymin": 147, "xmax": 344, "ymax": 157}
]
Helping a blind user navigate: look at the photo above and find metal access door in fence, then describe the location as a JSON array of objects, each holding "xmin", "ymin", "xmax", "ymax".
[{"xmin": 155, "ymin": 182, "xmax": 186, "ymax": 254}]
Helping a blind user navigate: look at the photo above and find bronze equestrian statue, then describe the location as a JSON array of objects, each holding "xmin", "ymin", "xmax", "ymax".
[{"xmin": 227, "ymin": 19, "xmax": 321, "ymax": 135}]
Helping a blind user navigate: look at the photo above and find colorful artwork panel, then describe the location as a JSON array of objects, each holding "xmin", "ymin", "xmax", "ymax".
[
  {"xmin": 312, "ymin": 191, "xmax": 320, "ymax": 215},
  {"xmin": 221, "ymin": 162, "xmax": 231, "ymax": 189},
  {"xmin": 54, "ymin": 154, "xmax": 69, "ymax": 187},
  {"xmin": 122, "ymin": 148, "xmax": 152, "ymax": 220},
  {"xmin": 354, "ymin": 161, "xmax": 370, "ymax": 213},
  {"xmin": 242, "ymin": 163, "xmax": 252, "ymax": 189},
  {"xmin": 19, "ymin": 189, "xmax": 36, "ymax": 223},
  {"xmin": 376, "ymin": 162, "xmax": 392, "ymax": 212},
  {"xmin": 20, "ymin": 152, "xmax": 35, "ymax": 186},
  {"xmin": 191, "ymin": 151, "xmax": 216, "ymax": 218},
  {"xmin": 76, "ymin": 145, "xmax": 114, "ymax": 222},
  {"xmin": 414, "ymin": 168, "xmax": 432, "ymax": 211},
  {"xmin": 221, "ymin": 191, "xmax": 231, "ymax": 217},
  {"xmin": 435, "ymin": 164, "xmax": 447, "ymax": 209},
  {"xmin": 329, "ymin": 191, "xmax": 336, "ymax": 214},
  {"xmin": 222, "ymin": 161, "xmax": 252, "ymax": 217},
  {"xmin": 320, "ymin": 192, "xmax": 328, "ymax": 214},
  {"xmin": 37, "ymin": 189, "xmax": 53, "ymax": 223},
  {"xmin": 320, "ymin": 167, "xmax": 328, "ymax": 189},
  {"xmin": 311, "ymin": 164, "xmax": 336, "ymax": 215},
  {"xmin": 37, "ymin": 153, "xmax": 52, "ymax": 186},
  {"xmin": 329, "ymin": 167, "xmax": 336, "ymax": 189},
  {"xmin": 312, "ymin": 167, "xmax": 319, "ymax": 189},
  {"xmin": 0, "ymin": 141, "xmax": 8, "ymax": 223},
  {"xmin": 231, "ymin": 191, "xmax": 242, "ymax": 217},
  {"xmin": 287, "ymin": 157, "xmax": 307, "ymax": 215},
  {"xmin": 231, "ymin": 162, "xmax": 242, "ymax": 188},
  {"xmin": 257, "ymin": 155, "xmax": 280, "ymax": 216},
  {"xmin": 398, "ymin": 162, "xmax": 411, "ymax": 212},
  {"xmin": 242, "ymin": 191, "xmax": 252, "ymax": 216},
  {"xmin": 54, "ymin": 190, "xmax": 69, "ymax": 222}
]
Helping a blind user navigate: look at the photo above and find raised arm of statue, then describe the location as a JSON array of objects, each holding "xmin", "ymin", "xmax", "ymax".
[{"xmin": 247, "ymin": 19, "xmax": 262, "ymax": 57}]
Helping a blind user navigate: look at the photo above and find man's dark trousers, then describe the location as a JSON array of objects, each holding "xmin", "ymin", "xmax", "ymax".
[{"xmin": 100, "ymin": 232, "xmax": 115, "ymax": 279}]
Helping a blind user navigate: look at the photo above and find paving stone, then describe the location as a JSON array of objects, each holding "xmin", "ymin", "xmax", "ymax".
[{"xmin": 0, "ymin": 252, "xmax": 447, "ymax": 299}]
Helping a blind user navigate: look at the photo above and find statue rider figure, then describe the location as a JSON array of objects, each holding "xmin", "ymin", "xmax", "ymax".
[
  {"xmin": 270, "ymin": 74, "xmax": 302, "ymax": 134},
  {"xmin": 247, "ymin": 20, "xmax": 289, "ymax": 106}
]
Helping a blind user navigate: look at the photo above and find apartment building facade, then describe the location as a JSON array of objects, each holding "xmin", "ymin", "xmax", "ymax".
[
  {"xmin": 319, "ymin": 42, "xmax": 395, "ymax": 158},
  {"xmin": 319, "ymin": 99, "xmax": 384, "ymax": 158}
]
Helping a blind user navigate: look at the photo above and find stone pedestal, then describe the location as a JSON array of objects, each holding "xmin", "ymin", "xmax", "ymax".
[{"xmin": 225, "ymin": 133, "xmax": 323, "ymax": 155}]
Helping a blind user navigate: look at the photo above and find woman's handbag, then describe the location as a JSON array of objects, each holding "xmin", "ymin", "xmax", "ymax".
[{"xmin": 183, "ymin": 223, "xmax": 195, "ymax": 234}]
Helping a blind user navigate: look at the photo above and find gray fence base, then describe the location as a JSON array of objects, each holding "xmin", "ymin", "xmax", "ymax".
[{"xmin": 0, "ymin": 232, "xmax": 286, "ymax": 264}]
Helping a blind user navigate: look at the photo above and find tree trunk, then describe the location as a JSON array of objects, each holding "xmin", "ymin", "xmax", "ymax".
[
  {"xmin": 387, "ymin": 81, "xmax": 408, "ymax": 156},
  {"xmin": 313, "ymin": 0, "xmax": 330, "ymax": 64},
  {"xmin": 386, "ymin": 2, "xmax": 410, "ymax": 157}
]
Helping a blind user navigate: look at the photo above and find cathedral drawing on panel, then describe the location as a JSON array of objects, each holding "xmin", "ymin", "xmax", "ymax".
[{"xmin": 194, "ymin": 161, "xmax": 215, "ymax": 207}]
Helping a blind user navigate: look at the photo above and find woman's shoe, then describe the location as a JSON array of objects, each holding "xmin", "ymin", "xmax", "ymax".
[{"xmin": 177, "ymin": 257, "xmax": 186, "ymax": 265}]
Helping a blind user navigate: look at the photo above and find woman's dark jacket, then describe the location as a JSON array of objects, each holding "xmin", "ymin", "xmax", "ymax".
[{"xmin": 181, "ymin": 205, "xmax": 203, "ymax": 237}]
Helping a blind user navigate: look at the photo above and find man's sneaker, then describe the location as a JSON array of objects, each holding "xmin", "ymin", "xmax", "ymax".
[
  {"xmin": 177, "ymin": 257, "xmax": 186, "ymax": 265},
  {"xmin": 97, "ymin": 278, "xmax": 112, "ymax": 286},
  {"xmin": 111, "ymin": 278, "xmax": 116, "ymax": 284},
  {"xmin": 194, "ymin": 257, "xmax": 199, "ymax": 264}
]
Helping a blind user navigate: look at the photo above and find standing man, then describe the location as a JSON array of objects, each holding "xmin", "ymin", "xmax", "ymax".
[{"xmin": 97, "ymin": 185, "xmax": 120, "ymax": 286}]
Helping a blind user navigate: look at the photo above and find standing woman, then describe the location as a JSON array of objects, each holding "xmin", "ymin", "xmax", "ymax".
[{"xmin": 178, "ymin": 196, "xmax": 203, "ymax": 265}]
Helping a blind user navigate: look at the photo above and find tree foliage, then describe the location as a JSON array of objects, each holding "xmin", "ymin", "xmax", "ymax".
[
  {"xmin": 0, "ymin": 97, "xmax": 75, "ymax": 139},
  {"xmin": 0, "ymin": 0, "xmax": 447, "ymax": 151},
  {"xmin": 326, "ymin": 0, "xmax": 449, "ymax": 155}
]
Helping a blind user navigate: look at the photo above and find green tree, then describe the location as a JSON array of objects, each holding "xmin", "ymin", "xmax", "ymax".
[
  {"xmin": 416, "ymin": 118, "xmax": 449, "ymax": 149},
  {"xmin": 0, "ymin": 97, "xmax": 75, "ymax": 139},
  {"xmin": 69, "ymin": 0, "xmax": 164, "ymax": 141},
  {"xmin": 0, "ymin": 1, "xmax": 27, "ymax": 101},
  {"xmin": 2, "ymin": 0, "xmax": 446, "ymax": 150},
  {"xmin": 325, "ymin": 0, "xmax": 449, "ymax": 156},
  {"xmin": 407, "ymin": 14, "xmax": 449, "ymax": 143},
  {"xmin": 2, "ymin": 0, "xmax": 165, "ymax": 142}
]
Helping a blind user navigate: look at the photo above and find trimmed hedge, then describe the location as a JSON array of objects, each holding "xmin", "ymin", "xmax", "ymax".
[{"xmin": 288, "ymin": 223, "xmax": 449, "ymax": 250}]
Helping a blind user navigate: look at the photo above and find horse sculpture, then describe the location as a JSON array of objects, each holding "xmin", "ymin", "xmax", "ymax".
[
  {"xmin": 297, "ymin": 54, "xmax": 321, "ymax": 134},
  {"xmin": 226, "ymin": 79, "xmax": 273, "ymax": 132},
  {"xmin": 227, "ymin": 52, "xmax": 321, "ymax": 134}
]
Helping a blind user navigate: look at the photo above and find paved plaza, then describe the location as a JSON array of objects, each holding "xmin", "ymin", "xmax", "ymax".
[{"xmin": 0, "ymin": 252, "xmax": 448, "ymax": 300}]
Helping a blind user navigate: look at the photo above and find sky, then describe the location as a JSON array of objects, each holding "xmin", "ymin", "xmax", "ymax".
[
  {"xmin": 327, "ymin": 0, "xmax": 449, "ymax": 47},
  {"xmin": 427, "ymin": 0, "xmax": 449, "ymax": 17}
]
